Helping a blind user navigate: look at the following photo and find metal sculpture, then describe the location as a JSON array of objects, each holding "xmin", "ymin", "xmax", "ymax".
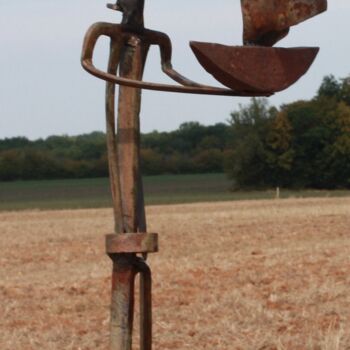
[{"xmin": 81, "ymin": 1, "xmax": 327, "ymax": 349}]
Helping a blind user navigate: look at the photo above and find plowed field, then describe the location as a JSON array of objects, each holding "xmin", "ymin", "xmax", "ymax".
[{"xmin": 1, "ymin": 198, "xmax": 349, "ymax": 349}]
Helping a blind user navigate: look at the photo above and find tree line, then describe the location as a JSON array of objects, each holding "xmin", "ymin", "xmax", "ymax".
[
  {"xmin": 0, "ymin": 124, "xmax": 230, "ymax": 181},
  {"xmin": 226, "ymin": 75, "xmax": 350, "ymax": 189},
  {"xmin": 1, "ymin": 75, "xmax": 349, "ymax": 189}
]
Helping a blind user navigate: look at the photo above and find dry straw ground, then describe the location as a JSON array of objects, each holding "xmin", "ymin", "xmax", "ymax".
[{"xmin": 1, "ymin": 198, "xmax": 349, "ymax": 349}]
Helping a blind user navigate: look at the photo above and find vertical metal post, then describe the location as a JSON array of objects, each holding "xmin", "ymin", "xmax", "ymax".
[
  {"xmin": 107, "ymin": 33, "xmax": 150, "ymax": 350},
  {"xmin": 117, "ymin": 37, "xmax": 149, "ymax": 233}
]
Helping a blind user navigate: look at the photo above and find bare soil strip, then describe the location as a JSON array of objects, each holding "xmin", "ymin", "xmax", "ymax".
[{"xmin": 1, "ymin": 198, "xmax": 349, "ymax": 349}]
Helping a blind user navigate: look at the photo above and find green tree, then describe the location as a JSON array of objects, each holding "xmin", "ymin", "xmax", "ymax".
[
  {"xmin": 140, "ymin": 149, "xmax": 163, "ymax": 175},
  {"xmin": 321, "ymin": 102, "xmax": 350, "ymax": 187},
  {"xmin": 193, "ymin": 149, "xmax": 223, "ymax": 173},
  {"xmin": 318, "ymin": 75, "xmax": 341, "ymax": 100},
  {"xmin": 225, "ymin": 98, "xmax": 275, "ymax": 188},
  {"xmin": 279, "ymin": 100, "xmax": 326, "ymax": 187},
  {"xmin": 265, "ymin": 111, "xmax": 295, "ymax": 186},
  {"xmin": 0, "ymin": 150, "xmax": 23, "ymax": 180}
]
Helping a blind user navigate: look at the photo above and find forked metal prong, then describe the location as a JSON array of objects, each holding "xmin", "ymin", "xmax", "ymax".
[{"xmin": 136, "ymin": 258, "xmax": 152, "ymax": 350}]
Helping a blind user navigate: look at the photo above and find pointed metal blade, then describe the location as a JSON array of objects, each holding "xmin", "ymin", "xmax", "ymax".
[{"xmin": 241, "ymin": 0, "xmax": 327, "ymax": 46}]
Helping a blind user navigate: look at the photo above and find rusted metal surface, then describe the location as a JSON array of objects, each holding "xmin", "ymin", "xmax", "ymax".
[
  {"xmin": 107, "ymin": 255, "xmax": 153, "ymax": 350},
  {"xmin": 106, "ymin": 40, "xmax": 124, "ymax": 234},
  {"xmin": 241, "ymin": 0, "xmax": 327, "ymax": 46},
  {"xmin": 106, "ymin": 233, "xmax": 159, "ymax": 254},
  {"xmin": 117, "ymin": 35, "xmax": 148, "ymax": 233},
  {"xmin": 190, "ymin": 42, "xmax": 319, "ymax": 93},
  {"xmin": 136, "ymin": 259, "xmax": 153, "ymax": 350},
  {"xmin": 109, "ymin": 255, "xmax": 137, "ymax": 350},
  {"xmin": 83, "ymin": 60, "xmax": 270, "ymax": 96}
]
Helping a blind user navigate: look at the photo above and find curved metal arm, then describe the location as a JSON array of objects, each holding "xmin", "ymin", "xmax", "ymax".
[
  {"xmin": 81, "ymin": 22, "xmax": 122, "ymax": 61},
  {"xmin": 81, "ymin": 22, "xmax": 269, "ymax": 97},
  {"xmin": 143, "ymin": 29, "xmax": 202, "ymax": 88}
]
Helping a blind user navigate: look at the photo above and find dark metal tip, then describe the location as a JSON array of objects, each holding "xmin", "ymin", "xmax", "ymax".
[{"xmin": 107, "ymin": 3, "xmax": 121, "ymax": 11}]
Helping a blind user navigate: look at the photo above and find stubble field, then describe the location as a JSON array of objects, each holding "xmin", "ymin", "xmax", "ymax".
[{"xmin": 1, "ymin": 198, "xmax": 350, "ymax": 349}]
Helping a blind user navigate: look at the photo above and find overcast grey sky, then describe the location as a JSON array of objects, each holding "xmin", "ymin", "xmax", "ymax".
[{"xmin": 0, "ymin": 1, "xmax": 349, "ymax": 140}]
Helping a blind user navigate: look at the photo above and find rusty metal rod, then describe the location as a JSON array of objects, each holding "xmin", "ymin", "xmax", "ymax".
[
  {"xmin": 110, "ymin": 255, "xmax": 138, "ymax": 350},
  {"xmin": 136, "ymin": 258, "xmax": 152, "ymax": 350},
  {"xmin": 83, "ymin": 57, "xmax": 271, "ymax": 96},
  {"xmin": 106, "ymin": 40, "xmax": 124, "ymax": 234}
]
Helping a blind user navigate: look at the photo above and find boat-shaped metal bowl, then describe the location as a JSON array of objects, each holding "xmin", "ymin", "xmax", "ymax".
[{"xmin": 190, "ymin": 41, "xmax": 319, "ymax": 93}]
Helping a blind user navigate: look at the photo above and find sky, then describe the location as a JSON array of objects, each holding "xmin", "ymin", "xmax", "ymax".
[{"xmin": 0, "ymin": 1, "xmax": 349, "ymax": 140}]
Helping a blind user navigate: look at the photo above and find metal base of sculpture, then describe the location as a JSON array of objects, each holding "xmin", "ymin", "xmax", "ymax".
[{"xmin": 106, "ymin": 233, "xmax": 157, "ymax": 350}]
